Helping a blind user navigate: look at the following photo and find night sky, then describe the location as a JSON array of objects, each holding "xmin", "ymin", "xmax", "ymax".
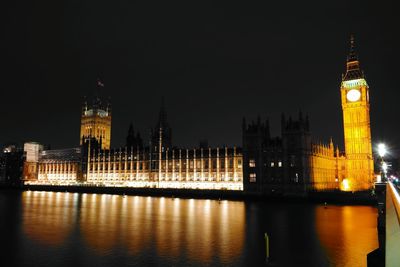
[{"xmin": 2, "ymin": 1, "xmax": 399, "ymax": 156}]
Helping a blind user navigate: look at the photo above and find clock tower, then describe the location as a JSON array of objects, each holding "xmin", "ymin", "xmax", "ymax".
[{"xmin": 340, "ymin": 36, "xmax": 374, "ymax": 191}]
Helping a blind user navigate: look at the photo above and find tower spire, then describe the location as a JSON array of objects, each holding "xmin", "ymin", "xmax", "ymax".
[
  {"xmin": 348, "ymin": 34, "xmax": 357, "ymax": 62},
  {"xmin": 152, "ymin": 96, "xmax": 172, "ymax": 149},
  {"xmin": 158, "ymin": 96, "xmax": 167, "ymax": 129},
  {"xmin": 343, "ymin": 34, "xmax": 364, "ymax": 81}
]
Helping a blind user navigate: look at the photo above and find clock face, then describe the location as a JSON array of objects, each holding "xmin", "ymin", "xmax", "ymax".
[{"xmin": 346, "ymin": 89, "xmax": 361, "ymax": 102}]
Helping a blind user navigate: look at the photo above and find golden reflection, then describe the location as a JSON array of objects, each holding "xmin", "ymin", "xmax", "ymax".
[
  {"xmin": 170, "ymin": 198, "xmax": 181, "ymax": 257},
  {"xmin": 315, "ymin": 205, "xmax": 378, "ymax": 267},
  {"xmin": 22, "ymin": 191, "xmax": 75, "ymax": 246},
  {"xmin": 22, "ymin": 192, "xmax": 245, "ymax": 264},
  {"xmin": 80, "ymin": 194, "xmax": 121, "ymax": 252}
]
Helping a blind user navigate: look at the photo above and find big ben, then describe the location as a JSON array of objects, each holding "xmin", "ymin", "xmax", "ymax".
[{"xmin": 340, "ymin": 36, "xmax": 374, "ymax": 191}]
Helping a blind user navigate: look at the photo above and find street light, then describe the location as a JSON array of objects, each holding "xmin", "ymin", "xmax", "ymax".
[
  {"xmin": 377, "ymin": 143, "xmax": 387, "ymax": 182},
  {"xmin": 378, "ymin": 143, "xmax": 386, "ymax": 158}
]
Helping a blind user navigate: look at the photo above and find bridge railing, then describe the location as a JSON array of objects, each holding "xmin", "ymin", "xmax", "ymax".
[
  {"xmin": 388, "ymin": 181, "xmax": 400, "ymax": 224},
  {"xmin": 386, "ymin": 181, "xmax": 400, "ymax": 266}
]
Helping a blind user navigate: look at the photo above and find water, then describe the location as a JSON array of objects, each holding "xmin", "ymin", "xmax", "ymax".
[{"xmin": 0, "ymin": 190, "xmax": 378, "ymax": 267}]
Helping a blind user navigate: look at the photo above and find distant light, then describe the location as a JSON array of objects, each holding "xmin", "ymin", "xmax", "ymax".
[
  {"xmin": 342, "ymin": 178, "xmax": 350, "ymax": 191},
  {"xmin": 378, "ymin": 143, "xmax": 387, "ymax": 158},
  {"xmin": 382, "ymin": 162, "xmax": 388, "ymax": 173}
]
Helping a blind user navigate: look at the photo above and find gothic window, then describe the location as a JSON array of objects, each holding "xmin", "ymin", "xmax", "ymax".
[
  {"xmin": 249, "ymin": 159, "xmax": 256, "ymax": 167},
  {"xmin": 290, "ymin": 155, "xmax": 296, "ymax": 167}
]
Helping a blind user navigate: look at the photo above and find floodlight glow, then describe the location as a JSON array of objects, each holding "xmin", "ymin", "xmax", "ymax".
[
  {"xmin": 342, "ymin": 179, "xmax": 351, "ymax": 191},
  {"xmin": 378, "ymin": 143, "xmax": 386, "ymax": 158}
]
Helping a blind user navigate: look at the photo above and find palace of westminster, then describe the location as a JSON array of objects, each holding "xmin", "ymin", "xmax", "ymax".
[{"xmin": 22, "ymin": 38, "xmax": 375, "ymax": 194}]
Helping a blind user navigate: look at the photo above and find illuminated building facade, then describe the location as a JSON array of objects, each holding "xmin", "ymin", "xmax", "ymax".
[
  {"xmin": 37, "ymin": 148, "xmax": 82, "ymax": 183},
  {"xmin": 26, "ymin": 102, "xmax": 243, "ymax": 190},
  {"xmin": 242, "ymin": 113, "xmax": 340, "ymax": 194},
  {"xmin": 22, "ymin": 142, "xmax": 43, "ymax": 181},
  {"xmin": 242, "ymin": 116, "xmax": 350, "ymax": 193},
  {"xmin": 79, "ymin": 94, "xmax": 112, "ymax": 150},
  {"xmin": 84, "ymin": 146, "xmax": 243, "ymax": 190},
  {"xmin": 309, "ymin": 141, "xmax": 345, "ymax": 191},
  {"xmin": 31, "ymin": 145, "xmax": 243, "ymax": 190},
  {"xmin": 23, "ymin": 37, "xmax": 374, "ymax": 193},
  {"xmin": 242, "ymin": 37, "xmax": 374, "ymax": 193}
]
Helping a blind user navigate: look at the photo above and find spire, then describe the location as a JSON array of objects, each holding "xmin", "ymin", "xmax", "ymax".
[
  {"xmin": 126, "ymin": 123, "xmax": 135, "ymax": 148},
  {"xmin": 128, "ymin": 123, "xmax": 134, "ymax": 136},
  {"xmin": 343, "ymin": 34, "xmax": 364, "ymax": 81},
  {"xmin": 106, "ymin": 96, "xmax": 112, "ymax": 115},
  {"xmin": 153, "ymin": 97, "xmax": 172, "ymax": 149},
  {"xmin": 347, "ymin": 34, "xmax": 357, "ymax": 62},
  {"xmin": 82, "ymin": 96, "xmax": 88, "ymax": 114},
  {"xmin": 157, "ymin": 96, "xmax": 168, "ymax": 129},
  {"xmin": 93, "ymin": 79, "xmax": 104, "ymax": 109},
  {"xmin": 329, "ymin": 137, "xmax": 334, "ymax": 151}
]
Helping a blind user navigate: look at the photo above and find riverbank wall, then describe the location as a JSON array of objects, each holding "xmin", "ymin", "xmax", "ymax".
[{"xmin": 0, "ymin": 183, "xmax": 376, "ymax": 205}]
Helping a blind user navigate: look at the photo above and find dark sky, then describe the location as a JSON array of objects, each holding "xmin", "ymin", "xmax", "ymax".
[{"xmin": 2, "ymin": 1, "xmax": 399, "ymax": 155}]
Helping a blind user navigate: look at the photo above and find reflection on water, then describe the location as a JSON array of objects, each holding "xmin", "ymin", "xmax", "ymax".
[
  {"xmin": 22, "ymin": 191, "xmax": 77, "ymax": 245},
  {"xmin": 21, "ymin": 191, "xmax": 245, "ymax": 266},
  {"xmin": 315, "ymin": 205, "xmax": 378, "ymax": 267},
  {"xmin": 0, "ymin": 191, "xmax": 378, "ymax": 267}
]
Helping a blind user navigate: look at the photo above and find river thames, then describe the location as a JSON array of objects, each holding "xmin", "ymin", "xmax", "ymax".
[{"xmin": 0, "ymin": 190, "xmax": 377, "ymax": 267}]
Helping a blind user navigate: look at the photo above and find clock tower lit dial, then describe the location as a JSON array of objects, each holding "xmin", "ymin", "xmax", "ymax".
[
  {"xmin": 346, "ymin": 89, "xmax": 361, "ymax": 102},
  {"xmin": 340, "ymin": 35, "xmax": 374, "ymax": 191}
]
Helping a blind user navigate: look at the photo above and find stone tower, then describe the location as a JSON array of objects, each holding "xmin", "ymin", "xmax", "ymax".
[
  {"xmin": 79, "ymin": 82, "xmax": 111, "ymax": 150},
  {"xmin": 340, "ymin": 36, "xmax": 374, "ymax": 190}
]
